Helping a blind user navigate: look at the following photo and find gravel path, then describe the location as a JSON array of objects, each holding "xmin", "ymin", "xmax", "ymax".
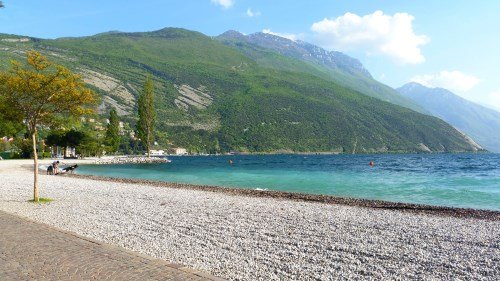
[{"xmin": 0, "ymin": 169, "xmax": 499, "ymax": 280}]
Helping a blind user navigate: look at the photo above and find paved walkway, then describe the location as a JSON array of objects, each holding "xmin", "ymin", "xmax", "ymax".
[{"xmin": 0, "ymin": 211, "xmax": 223, "ymax": 280}]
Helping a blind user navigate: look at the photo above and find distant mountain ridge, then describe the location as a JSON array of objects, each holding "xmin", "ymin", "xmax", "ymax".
[
  {"xmin": 0, "ymin": 28, "xmax": 482, "ymax": 153},
  {"xmin": 217, "ymin": 30, "xmax": 424, "ymax": 113},
  {"xmin": 219, "ymin": 30, "xmax": 371, "ymax": 78},
  {"xmin": 398, "ymin": 82, "xmax": 500, "ymax": 152}
]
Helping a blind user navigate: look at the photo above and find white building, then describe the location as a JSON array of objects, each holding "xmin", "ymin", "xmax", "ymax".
[
  {"xmin": 172, "ymin": 148, "xmax": 188, "ymax": 155},
  {"xmin": 149, "ymin": 150, "xmax": 165, "ymax": 156}
]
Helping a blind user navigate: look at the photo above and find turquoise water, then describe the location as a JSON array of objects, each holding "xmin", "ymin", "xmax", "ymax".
[{"xmin": 76, "ymin": 154, "xmax": 500, "ymax": 210}]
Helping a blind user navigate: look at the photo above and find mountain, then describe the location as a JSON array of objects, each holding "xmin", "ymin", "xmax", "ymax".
[
  {"xmin": 398, "ymin": 82, "xmax": 500, "ymax": 152},
  {"xmin": 219, "ymin": 30, "xmax": 371, "ymax": 78},
  {"xmin": 0, "ymin": 28, "xmax": 482, "ymax": 153},
  {"xmin": 217, "ymin": 30, "xmax": 425, "ymax": 113}
]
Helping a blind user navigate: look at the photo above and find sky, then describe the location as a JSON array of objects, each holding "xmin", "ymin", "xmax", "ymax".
[{"xmin": 1, "ymin": 0, "xmax": 499, "ymax": 111}]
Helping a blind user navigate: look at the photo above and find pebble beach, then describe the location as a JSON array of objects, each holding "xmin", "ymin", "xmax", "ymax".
[{"xmin": 0, "ymin": 160, "xmax": 499, "ymax": 280}]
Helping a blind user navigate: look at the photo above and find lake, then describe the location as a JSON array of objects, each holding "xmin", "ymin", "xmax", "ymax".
[{"xmin": 76, "ymin": 153, "xmax": 500, "ymax": 211}]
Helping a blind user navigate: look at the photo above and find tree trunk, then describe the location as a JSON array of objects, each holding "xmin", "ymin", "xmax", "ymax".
[
  {"xmin": 32, "ymin": 130, "xmax": 39, "ymax": 202},
  {"xmin": 147, "ymin": 130, "xmax": 151, "ymax": 158}
]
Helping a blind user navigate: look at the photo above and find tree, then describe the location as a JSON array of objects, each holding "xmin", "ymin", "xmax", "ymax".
[
  {"xmin": 0, "ymin": 101, "xmax": 23, "ymax": 136},
  {"xmin": 45, "ymin": 130, "xmax": 65, "ymax": 157},
  {"xmin": 105, "ymin": 108, "xmax": 120, "ymax": 153},
  {"xmin": 0, "ymin": 51, "xmax": 96, "ymax": 201},
  {"xmin": 137, "ymin": 76, "xmax": 156, "ymax": 157},
  {"xmin": 46, "ymin": 129, "xmax": 87, "ymax": 158},
  {"xmin": 63, "ymin": 129, "xmax": 86, "ymax": 157}
]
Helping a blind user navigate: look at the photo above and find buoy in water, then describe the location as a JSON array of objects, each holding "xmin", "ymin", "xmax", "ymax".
[{"xmin": 369, "ymin": 161, "xmax": 375, "ymax": 167}]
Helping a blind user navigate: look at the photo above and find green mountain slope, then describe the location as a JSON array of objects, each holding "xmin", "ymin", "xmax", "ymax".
[
  {"xmin": 0, "ymin": 28, "xmax": 482, "ymax": 153},
  {"xmin": 216, "ymin": 31, "xmax": 425, "ymax": 113}
]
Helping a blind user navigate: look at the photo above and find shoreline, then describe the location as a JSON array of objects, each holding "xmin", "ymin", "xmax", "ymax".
[
  {"xmin": 152, "ymin": 151, "xmax": 494, "ymax": 156},
  {"xmin": 1, "ymin": 159, "xmax": 499, "ymax": 279},
  {"xmin": 10, "ymin": 158, "xmax": 500, "ymax": 219},
  {"xmin": 65, "ymin": 173, "xmax": 500, "ymax": 221}
]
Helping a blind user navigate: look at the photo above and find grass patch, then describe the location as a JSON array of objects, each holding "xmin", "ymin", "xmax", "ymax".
[{"xmin": 28, "ymin": 197, "xmax": 54, "ymax": 203}]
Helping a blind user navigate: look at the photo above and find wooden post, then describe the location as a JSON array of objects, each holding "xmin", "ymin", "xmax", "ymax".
[{"xmin": 32, "ymin": 130, "xmax": 39, "ymax": 202}]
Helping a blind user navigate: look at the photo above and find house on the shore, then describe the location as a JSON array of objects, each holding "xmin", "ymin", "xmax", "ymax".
[
  {"xmin": 64, "ymin": 147, "xmax": 77, "ymax": 159},
  {"xmin": 49, "ymin": 146, "xmax": 77, "ymax": 159},
  {"xmin": 149, "ymin": 149, "xmax": 165, "ymax": 156},
  {"xmin": 171, "ymin": 147, "xmax": 188, "ymax": 155}
]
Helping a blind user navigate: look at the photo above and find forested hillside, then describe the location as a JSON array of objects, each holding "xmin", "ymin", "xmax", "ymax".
[{"xmin": 0, "ymin": 28, "xmax": 483, "ymax": 153}]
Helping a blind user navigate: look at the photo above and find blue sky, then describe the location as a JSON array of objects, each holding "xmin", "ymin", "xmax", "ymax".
[{"xmin": 1, "ymin": 0, "xmax": 499, "ymax": 110}]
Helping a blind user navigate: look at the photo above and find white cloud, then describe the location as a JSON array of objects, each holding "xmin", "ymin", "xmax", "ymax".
[
  {"xmin": 262, "ymin": 29, "xmax": 298, "ymax": 41},
  {"xmin": 310, "ymin": 10, "xmax": 429, "ymax": 64},
  {"xmin": 410, "ymin": 72, "xmax": 500, "ymax": 111},
  {"xmin": 247, "ymin": 8, "xmax": 261, "ymax": 17},
  {"xmin": 411, "ymin": 71, "xmax": 481, "ymax": 92},
  {"xmin": 211, "ymin": 0, "xmax": 234, "ymax": 9},
  {"xmin": 484, "ymin": 90, "xmax": 500, "ymax": 112}
]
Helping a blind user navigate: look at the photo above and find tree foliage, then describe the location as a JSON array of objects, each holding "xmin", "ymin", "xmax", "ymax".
[
  {"xmin": 137, "ymin": 76, "xmax": 156, "ymax": 157},
  {"xmin": 0, "ymin": 51, "xmax": 96, "ymax": 132},
  {"xmin": 45, "ymin": 130, "xmax": 65, "ymax": 147},
  {"xmin": 0, "ymin": 51, "xmax": 96, "ymax": 201},
  {"xmin": 0, "ymin": 102, "xmax": 23, "ymax": 136},
  {"xmin": 46, "ymin": 129, "xmax": 88, "ymax": 157},
  {"xmin": 64, "ymin": 129, "xmax": 86, "ymax": 148},
  {"xmin": 105, "ymin": 108, "xmax": 120, "ymax": 153},
  {"xmin": 78, "ymin": 133, "xmax": 102, "ymax": 157}
]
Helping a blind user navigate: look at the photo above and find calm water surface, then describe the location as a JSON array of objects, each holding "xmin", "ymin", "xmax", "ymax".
[{"xmin": 76, "ymin": 154, "xmax": 500, "ymax": 210}]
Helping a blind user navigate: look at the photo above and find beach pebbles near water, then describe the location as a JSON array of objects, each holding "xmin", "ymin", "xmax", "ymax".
[
  {"xmin": 0, "ymin": 170, "xmax": 499, "ymax": 280},
  {"xmin": 92, "ymin": 156, "xmax": 170, "ymax": 165}
]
